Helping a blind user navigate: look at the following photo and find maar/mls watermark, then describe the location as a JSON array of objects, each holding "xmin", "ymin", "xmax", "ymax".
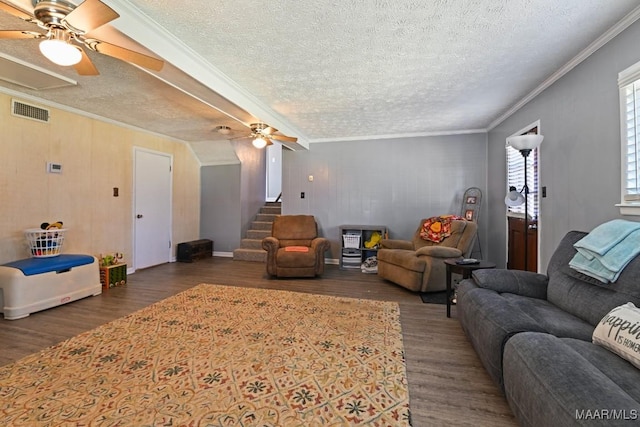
[{"xmin": 576, "ymin": 409, "xmax": 638, "ymax": 421}]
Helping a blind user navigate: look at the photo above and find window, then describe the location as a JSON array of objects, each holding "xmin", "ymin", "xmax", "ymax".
[
  {"xmin": 506, "ymin": 128, "xmax": 540, "ymax": 220},
  {"xmin": 618, "ymin": 61, "xmax": 640, "ymax": 215}
]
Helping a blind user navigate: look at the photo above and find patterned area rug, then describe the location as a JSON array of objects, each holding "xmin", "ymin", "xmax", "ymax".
[{"xmin": 0, "ymin": 284, "xmax": 411, "ymax": 426}]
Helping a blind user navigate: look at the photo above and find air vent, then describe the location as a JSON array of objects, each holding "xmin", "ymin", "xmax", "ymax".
[{"xmin": 11, "ymin": 99, "xmax": 50, "ymax": 123}]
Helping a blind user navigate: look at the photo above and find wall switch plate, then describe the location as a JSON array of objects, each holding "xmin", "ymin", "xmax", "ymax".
[
  {"xmin": 113, "ymin": 187, "xmax": 119, "ymax": 197},
  {"xmin": 301, "ymin": 192, "xmax": 305, "ymax": 199},
  {"xmin": 47, "ymin": 162, "xmax": 62, "ymax": 174},
  {"xmin": 542, "ymin": 186, "xmax": 547, "ymax": 198}
]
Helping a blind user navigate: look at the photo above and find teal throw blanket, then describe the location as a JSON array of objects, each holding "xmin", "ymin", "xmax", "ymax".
[{"xmin": 569, "ymin": 219, "xmax": 640, "ymax": 283}]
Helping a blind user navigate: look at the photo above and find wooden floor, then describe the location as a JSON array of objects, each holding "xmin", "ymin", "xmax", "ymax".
[{"xmin": 0, "ymin": 258, "xmax": 517, "ymax": 426}]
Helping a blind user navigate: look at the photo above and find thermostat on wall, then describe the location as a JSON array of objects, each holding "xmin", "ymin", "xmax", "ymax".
[{"xmin": 47, "ymin": 162, "xmax": 62, "ymax": 174}]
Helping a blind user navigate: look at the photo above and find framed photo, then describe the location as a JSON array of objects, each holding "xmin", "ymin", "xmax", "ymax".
[
  {"xmin": 465, "ymin": 209, "xmax": 474, "ymax": 221},
  {"xmin": 466, "ymin": 196, "xmax": 477, "ymax": 204}
]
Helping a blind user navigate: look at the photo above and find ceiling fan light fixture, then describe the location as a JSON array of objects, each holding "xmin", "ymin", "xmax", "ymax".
[
  {"xmin": 39, "ymin": 29, "xmax": 81, "ymax": 66},
  {"xmin": 252, "ymin": 136, "xmax": 268, "ymax": 149}
]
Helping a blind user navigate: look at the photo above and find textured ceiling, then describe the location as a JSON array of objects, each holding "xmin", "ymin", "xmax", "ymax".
[{"xmin": 0, "ymin": 0, "xmax": 639, "ymax": 149}]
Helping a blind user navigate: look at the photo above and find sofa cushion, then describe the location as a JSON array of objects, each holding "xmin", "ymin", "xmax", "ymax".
[
  {"xmin": 500, "ymin": 293, "xmax": 594, "ymax": 341},
  {"xmin": 457, "ymin": 286, "xmax": 547, "ymax": 390},
  {"xmin": 504, "ymin": 332, "xmax": 640, "ymax": 427},
  {"xmin": 546, "ymin": 231, "xmax": 640, "ymax": 326},
  {"xmin": 276, "ymin": 248, "xmax": 316, "ymax": 268},
  {"xmin": 592, "ymin": 302, "xmax": 640, "ymax": 369},
  {"xmin": 376, "ymin": 249, "xmax": 425, "ymax": 272}
]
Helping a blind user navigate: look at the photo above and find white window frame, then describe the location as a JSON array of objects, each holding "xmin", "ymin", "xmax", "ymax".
[{"xmin": 617, "ymin": 60, "xmax": 640, "ymax": 216}]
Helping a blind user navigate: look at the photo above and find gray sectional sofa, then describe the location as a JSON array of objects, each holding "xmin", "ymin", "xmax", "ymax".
[{"xmin": 457, "ymin": 231, "xmax": 640, "ymax": 427}]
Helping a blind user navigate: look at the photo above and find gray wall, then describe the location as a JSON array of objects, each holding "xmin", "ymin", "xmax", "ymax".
[
  {"xmin": 200, "ymin": 164, "xmax": 241, "ymax": 252},
  {"xmin": 282, "ymin": 134, "xmax": 488, "ymax": 259},
  {"xmin": 487, "ymin": 19, "xmax": 640, "ymax": 272},
  {"xmin": 234, "ymin": 141, "xmax": 267, "ymax": 238},
  {"xmin": 200, "ymin": 141, "xmax": 266, "ymax": 252}
]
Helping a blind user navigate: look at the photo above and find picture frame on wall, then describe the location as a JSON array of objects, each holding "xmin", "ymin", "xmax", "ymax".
[
  {"xmin": 465, "ymin": 209, "xmax": 474, "ymax": 221},
  {"xmin": 466, "ymin": 196, "xmax": 477, "ymax": 204}
]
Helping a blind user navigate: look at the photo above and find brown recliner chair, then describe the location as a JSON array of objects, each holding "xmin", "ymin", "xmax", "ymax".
[
  {"xmin": 262, "ymin": 215, "xmax": 330, "ymax": 278},
  {"xmin": 377, "ymin": 219, "xmax": 478, "ymax": 292}
]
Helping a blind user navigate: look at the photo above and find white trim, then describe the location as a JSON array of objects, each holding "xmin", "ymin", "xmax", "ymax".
[
  {"xmin": 618, "ymin": 62, "xmax": 640, "ymax": 215},
  {"xmin": 616, "ymin": 204, "xmax": 640, "ymax": 216},
  {"xmin": 213, "ymin": 251, "xmax": 234, "ymax": 258},
  {"xmin": 489, "ymin": 5, "xmax": 640, "ymax": 131},
  {"xmin": 309, "ymin": 128, "xmax": 487, "ymax": 143},
  {"xmin": 619, "ymin": 60, "xmax": 640, "ymax": 87},
  {"xmin": 504, "ymin": 121, "xmax": 543, "ymax": 273}
]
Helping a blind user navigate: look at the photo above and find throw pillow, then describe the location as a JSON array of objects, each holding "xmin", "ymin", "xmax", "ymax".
[
  {"xmin": 419, "ymin": 215, "xmax": 465, "ymax": 243},
  {"xmin": 592, "ymin": 302, "xmax": 640, "ymax": 369},
  {"xmin": 284, "ymin": 246, "xmax": 309, "ymax": 252}
]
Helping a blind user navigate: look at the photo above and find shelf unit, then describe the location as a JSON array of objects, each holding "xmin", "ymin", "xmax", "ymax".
[{"xmin": 339, "ymin": 225, "xmax": 387, "ymax": 271}]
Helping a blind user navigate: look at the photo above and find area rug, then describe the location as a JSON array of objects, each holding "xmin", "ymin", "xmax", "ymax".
[{"xmin": 0, "ymin": 284, "xmax": 411, "ymax": 426}]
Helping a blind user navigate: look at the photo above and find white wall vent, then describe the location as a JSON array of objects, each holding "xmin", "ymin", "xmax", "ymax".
[{"xmin": 11, "ymin": 99, "xmax": 50, "ymax": 123}]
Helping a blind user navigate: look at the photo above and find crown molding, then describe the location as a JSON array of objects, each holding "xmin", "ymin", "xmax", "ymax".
[{"xmin": 488, "ymin": 5, "xmax": 640, "ymax": 131}]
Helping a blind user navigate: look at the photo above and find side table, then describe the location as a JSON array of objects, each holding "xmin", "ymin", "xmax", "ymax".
[{"xmin": 445, "ymin": 258, "xmax": 496, "ymax": 318}]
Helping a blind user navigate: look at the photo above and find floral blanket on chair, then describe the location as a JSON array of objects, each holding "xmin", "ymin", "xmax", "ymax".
[{"xmin": 420, "ymin": 215, "xmax": 465, "ymax": 243}]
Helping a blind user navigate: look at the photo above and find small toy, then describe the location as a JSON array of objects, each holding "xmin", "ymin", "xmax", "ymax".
[
  {"xmin": 40, "ymin": 221, "xmax": 63, "ymax": 230},
  {"xmin": 99, "ymin": 252, "xmax": 123, "ymax": 267},
  {"xmin": 364, "ymin": 231, "xmax": 382, "ymax": 249}
]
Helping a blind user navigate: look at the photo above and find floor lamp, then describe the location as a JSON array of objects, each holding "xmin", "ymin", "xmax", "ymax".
[{"xmin": 505, "ymin": 134, "xmax": 544, "ymax": 271}]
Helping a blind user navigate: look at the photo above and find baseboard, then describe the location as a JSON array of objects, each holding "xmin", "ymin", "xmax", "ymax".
[{"xmin": 214, "ymin": 251, "xmax": 233, "ymax": 258}]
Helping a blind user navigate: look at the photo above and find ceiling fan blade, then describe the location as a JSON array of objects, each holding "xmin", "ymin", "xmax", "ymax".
[
  {"xmin": 64, "ymin": 0, "xmax": 119, "ymax": 33},
  {"xmin": 73, "ymin": 47, "xmax": 99, "ymax": 76},
  {"xmin": 0, "ymin": 30, "xmax": 42, "ymax": 39},
  {"xmin": 269, "ymin": 134, "xmax": 298, "ymax": 143},
  {"xmin": 0, "ymin": 2, "xmax": 32, "ymax": 20},
  {"xmin": 88, "ymin": 40, "xmax": 164, "ymax": 71},
  {"xmin": 263, "ymin": 126, "xmax": 278, "ymax": 135}
]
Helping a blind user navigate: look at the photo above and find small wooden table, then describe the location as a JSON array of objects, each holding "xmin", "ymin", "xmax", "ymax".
[{"xmin": 445, "ymin": 258, "xmax": 496, "ymax": 318}]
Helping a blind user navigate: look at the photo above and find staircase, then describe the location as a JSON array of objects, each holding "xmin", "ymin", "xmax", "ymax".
[{"xmin": 232, "ymin": 202, "xmax": 281, "ymax": 262}]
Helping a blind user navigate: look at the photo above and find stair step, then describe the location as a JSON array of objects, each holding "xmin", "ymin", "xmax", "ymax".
[
  {"xmin": 252, "ymin": 221, "xmax": 273, "ymax": 231},
  {"xmin": 240, "ymin": 238, "xmax": 263, "ymax": 250},
  {"xmin": 247, "ymin": 229, "xmax": 271, "ymax": 240},
  {"xmin": 260, "ymin": 206, "xmax": 281, "ymax": 215},
  {"xmin": 256, "ymin": 213, "xmax": 279, "ymax": 222},
  {"xmin": 233, "ymin": 248, "xmax": 266, "ymax": 262},
  {"xmin": 265, "ymin": 202, "xmax": 281, "ymax": 207}
]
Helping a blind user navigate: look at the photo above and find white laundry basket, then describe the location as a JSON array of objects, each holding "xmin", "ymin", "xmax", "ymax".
[{"xmin": 24, "ymin": 228, "xmax": 66, "ymax": 258}]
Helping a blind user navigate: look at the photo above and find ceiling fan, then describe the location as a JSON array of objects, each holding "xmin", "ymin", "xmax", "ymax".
[
  {"xmin": 244, "ymin": 123, "xmax": 298, "ymax": 148},
  {"xmin": 0, "ymin": 0, "xmax": 164, "ymax": 75}
]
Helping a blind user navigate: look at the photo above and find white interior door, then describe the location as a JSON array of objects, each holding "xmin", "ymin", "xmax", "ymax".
[{"xmin": 134, "ymin": 148, "xmax": 172, "ymax": 269}]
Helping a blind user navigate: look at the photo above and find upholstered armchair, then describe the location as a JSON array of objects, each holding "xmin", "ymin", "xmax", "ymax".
[
  {"xmin": 262, "ymin": 215, "xmax": 331, "ymax": 278},
  {"xmin": 377, "ymin": 218, "xmax": 477, "ymax": 292}
]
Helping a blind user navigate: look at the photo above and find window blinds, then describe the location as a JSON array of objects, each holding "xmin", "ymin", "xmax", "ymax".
[
  {"xmin": 506, "ymin": 144, "xmax": 539, "ymax": 219},
  {"xmin": 623, "ymin": 80, "xmax": 640, "ymax": 199}
]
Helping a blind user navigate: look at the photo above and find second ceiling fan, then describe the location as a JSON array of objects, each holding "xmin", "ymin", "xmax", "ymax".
[
  {"xmin": 0, "ymin": 0, "xmax": 164, "ymax": 75},
  {"xmin": 245, "ymin": 123, "xmax": 298, "ymax": 148}
]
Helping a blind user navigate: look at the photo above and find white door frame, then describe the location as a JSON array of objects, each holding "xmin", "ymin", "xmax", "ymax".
[
  {"xmin": 505, "ymin": 120, "xmax": 542, "ymax": 272},
  {"xmin": 132, "ymin": 147, "xmax": 173, "ymax": 271}
]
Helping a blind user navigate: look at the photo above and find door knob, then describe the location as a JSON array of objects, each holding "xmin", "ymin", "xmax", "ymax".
[{"xmin": 136, "ymin": 214, "xmax": 143, "ymax": 219}]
